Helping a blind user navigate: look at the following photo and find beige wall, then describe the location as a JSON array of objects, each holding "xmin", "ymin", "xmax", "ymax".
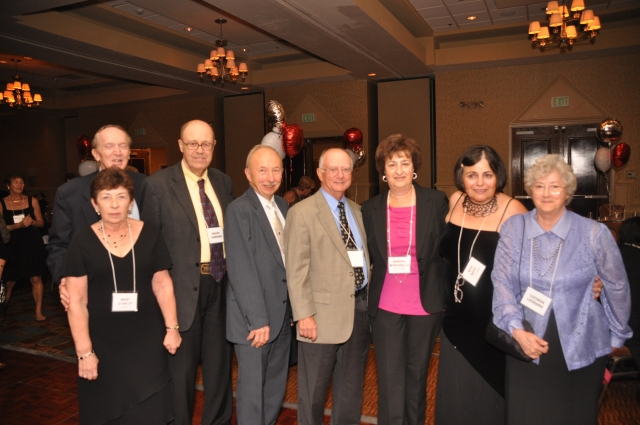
[{"xmin": 435, "ymin": 52, "xmax": 640, "ymax": 214}]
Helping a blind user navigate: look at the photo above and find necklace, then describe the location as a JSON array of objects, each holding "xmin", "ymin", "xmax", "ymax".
[
  {"xmin": 386, "ymin": 186, "xmax": 416, "ymax": 284},
  {"xmin": 98, "ymin": 223, "xmax": 129, "ymax": 248},
  {"xmin": 454, "ymin": 202, "xmax": 491, "ymax": 303},
  {"xmin": 532, "ymin": 238, "xmax": 562, "ymax": 277},
  {"xmin": 9, "ymin": 194, "xmax": 23, "ymax": 203},
  {"xmin": 463, "ymin": 195, "xmax": 498, "ymax": 217},
  {"xmin": 624, "ymin": 243, "xmax": 640, "ymax": 250}
]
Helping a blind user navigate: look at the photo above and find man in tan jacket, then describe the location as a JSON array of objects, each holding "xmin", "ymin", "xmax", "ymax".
[{"xmin": 284, "ymin": 148, "xmax": 371, "ymax": 425}]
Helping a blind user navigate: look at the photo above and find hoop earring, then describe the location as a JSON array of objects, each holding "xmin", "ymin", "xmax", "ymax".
[
  {"xmin": 382, "ymin": 175, "xmax": 387, "ymax": 182},
  {"xmin": 413, "ymin": 173, "xmax": 417, "ymax": 180}
]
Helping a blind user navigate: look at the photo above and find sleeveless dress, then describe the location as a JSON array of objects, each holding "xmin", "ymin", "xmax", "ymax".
[
  {"xmin": 434, "ymin": 222, "xmax": 506, "ymax": 425},
  {"xmin": 1, "ymin": 197, "xmax": 47, "ymax": 280},
  {"xmin": 61, "ymin": 224, "xmax": 174, "ymax": 425}
]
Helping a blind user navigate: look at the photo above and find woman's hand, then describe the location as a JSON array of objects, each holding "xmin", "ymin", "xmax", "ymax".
[
  {"xmin": 512, "ymin": 329, "xmax": 549, "ymax": 360},
  {"xmin": 592, "ymin": 276, "xmax": 603, "ymax": 300},
  {"xmin": 164, "ymin": 330, "xmax": 182, "ymax": 355},
  {"xmin": 21, "ymin": 215, "xmax": 34, "ymax": 227},
  {"xmin": 78, "ymin": 353, "xmax": 99, "ymax": 381}
]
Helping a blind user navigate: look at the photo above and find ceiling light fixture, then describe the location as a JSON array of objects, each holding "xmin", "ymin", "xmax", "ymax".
[
  {"xmin": 197, "ymin": 19, "xmax": 248, "ymax": 85},
  {"xmin": 528, "ymin": 0, "xmax": 601, "ymax": 51},
  {"xmin": 368, "ymin": 73, "xmax": 376, "ymax": 77},
  {"xmin": 467, "ymin": 16, "xmax": 477, "ymax": 21},
  {"xmin": 2, "ymin": 59, "xmax": 43, "ymax": 108}
]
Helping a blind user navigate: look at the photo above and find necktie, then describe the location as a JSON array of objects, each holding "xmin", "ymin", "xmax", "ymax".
[
  {"xmin": 268, "ymin": 200, "xmax": 285, "ymax": 262},
  {"xmin": 338, "ymin": 201, "xmax": 364, "ymax": 290},
  {"xmin": 198, "ymin": 179, "xmax": 225, "ymax": 282}
]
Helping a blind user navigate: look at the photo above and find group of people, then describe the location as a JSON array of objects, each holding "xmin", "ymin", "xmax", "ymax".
[{"xmin": 42, "ymin": 120, "xmax": 633, "ymax": 425}]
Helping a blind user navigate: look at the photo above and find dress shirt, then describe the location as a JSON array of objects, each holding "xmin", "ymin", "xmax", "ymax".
[
  {"xmin": 181, "ymin": 160, "xmax": 225, "ymax": 262},
  {"xmin": 320, "ymin": 188, "xmax": 368, "ymax": 288},
  {"xmin": 492, "ymin": 209, "xmax": 632, "ymax": 370},
  {"xmin": 255, "ymin": 190, "xmax": 286, "ymax": 262}
]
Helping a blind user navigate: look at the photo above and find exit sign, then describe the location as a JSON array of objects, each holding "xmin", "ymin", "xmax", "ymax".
[
  {"xmin": 551, "ymin": 96, "xmax": 569, "ymax": 108},
  {"xmin": 302, "ymin": 113, "xmax": 315, "ymax": 123}
]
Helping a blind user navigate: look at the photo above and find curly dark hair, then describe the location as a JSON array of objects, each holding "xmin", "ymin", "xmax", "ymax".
[
  {"xmin": 4, "ymin": 170, "xmax": 25, "ymax": 186},
  {"xmin": 90, "ymin": 168, "xmax": 134, "ymax": 201},
  {"xmin": 454, "ymin": 145, "xmax": 507, "ymax": 193},
  {"xmin": 375, "ymin": 134, "xmax": 422, "ymax": 175}
]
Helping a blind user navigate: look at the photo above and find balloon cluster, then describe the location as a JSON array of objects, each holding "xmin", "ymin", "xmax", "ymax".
[
  {"xmin": 343, "ymin": 127, "xmax": 365, "ymax": 168},
  {"xmin": 77, "ymin": 135, "xmax": 98, "ymax": 176},
  {"xmin": 594, "ymin": 118, "xmax": 630, "ymax": 172},
  {"xmin": 260, "ymin": 100, "xmax": 303, "ymax": 160}
]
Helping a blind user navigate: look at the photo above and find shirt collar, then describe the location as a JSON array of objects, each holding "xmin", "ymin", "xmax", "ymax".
[
  {"xmin": 181, "ymin": 160, "xmax": 210, "ymax": 187},
  {"xmin": 254, "ymin": 189, "xmax": 274, "ymax": 208},
  {"xmin": 526, "ymin": 208, "xmax": 572, "ymax": 240},
  {"xmin": 320, "ymin": 187, "xmax": 347, "ymax": 212}
]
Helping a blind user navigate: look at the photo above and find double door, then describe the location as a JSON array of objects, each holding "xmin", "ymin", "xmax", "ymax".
[{"xmin": 511, "ymin": 124, "xmax": 607, "ymax": 218}]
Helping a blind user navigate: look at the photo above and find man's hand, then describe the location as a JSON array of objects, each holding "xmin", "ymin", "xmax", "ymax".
[
  {"xmin": 298, "ymin": 316, "xmax": 317, "ymax": 342},
  {"xmin": 59, "ymin": 278, "xmax": 70, "ymax": 311},
  {"xmin": 247, "ymin": 325, "xmax": 270, "ymax": 348}
]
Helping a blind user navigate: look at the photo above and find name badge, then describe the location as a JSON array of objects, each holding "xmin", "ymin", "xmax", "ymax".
[
  {"xmin": 112, "ymin": 292, "xmax": 138, "ymax": 312},
  {"xmin": 461, "ymin": 257, "xmax": 486, "ymax": 287},
  {"xmin": 347, "ymin": 250, "xmax": 364, "ymax": 268},
  {"xmin": 13, "ymin": 214, "xmax": 25, "ymax": 224},
  {"xmin": 520, "ymin": 286, "xmax": 552, "ymax": 316},
  {"xmin": 388, "ymin": 255, "xmax": 411, "ymax": 274},
  {"xmin": 207, "ymin": 227, "xmax": 224, "ymax": 244}
]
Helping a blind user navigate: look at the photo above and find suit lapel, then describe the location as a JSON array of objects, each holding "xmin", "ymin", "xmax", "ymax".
[
  {"xmin": 169, "ymin": 164, "xmax": 200, "ymax": 232},
  {"xmin": 315, "ymin": 192, "xmax": 352, "ymax": 265},
  {"xmin": 415, "ymin": 185, "xmax": 433, "ymax": 258},
  {"xmin": 371, "ymin": 191, "xmax": 388, "ymax": 261},
  {"xmin": 208, "ymin": 169, "xmax": 229, "ymax": 211},
  {"xmin": 81, "ymin": 172, "xmax": 99, "ymax": 224},
  {"xmin": 247, "ymin": 189, "xmax": 285, "ymax": 268}
]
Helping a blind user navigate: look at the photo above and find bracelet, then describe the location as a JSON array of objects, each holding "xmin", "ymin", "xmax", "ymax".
[
  {"xmin": 78, "ymin": 350, "xmax": 94, "ymax": 360},
  {"xmin": 166, "ymin": 325, "xmax": 180, "ymax": 331}
]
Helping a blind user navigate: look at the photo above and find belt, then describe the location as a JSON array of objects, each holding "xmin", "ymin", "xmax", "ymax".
[
  {"xmin": 200, "ymin": 263, "xmax": 210, "ymax": 275},
  {"xmin": 355, "ymin": 287, "xmax": 366, "ymax": 299}
]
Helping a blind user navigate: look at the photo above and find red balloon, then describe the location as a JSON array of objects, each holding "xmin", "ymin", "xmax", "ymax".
[
  {"xmin": 612, "ymin": 143, "xmax": 631, "ymax": 168},
  {"xmin": 343, "ymin": 128, "xmax": 363, "ymax": 149},
  {"xmin": 76, "ymin": 135, "xmax": 92, "ymax": 160},
  {"xmin": 282, "ymin": 124, "xmax": 303, "ymax": 158}
]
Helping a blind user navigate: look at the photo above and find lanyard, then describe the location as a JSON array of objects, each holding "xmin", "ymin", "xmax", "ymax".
[
  {"xmin": 386, "ymin": 186, "xmax": 415, "ymax": 258},
  {"xmin": 331, "ymin": 207, "xmax": 359, "ymax": 249},
  {"xmin": 101, "ymin": 219, "xmax": 137, "ymax": 294}
]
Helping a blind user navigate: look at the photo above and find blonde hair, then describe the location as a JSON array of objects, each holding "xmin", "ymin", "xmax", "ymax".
[{"xmin": 524, "ymin": 154, "xmax": 577, "ymax": 205}]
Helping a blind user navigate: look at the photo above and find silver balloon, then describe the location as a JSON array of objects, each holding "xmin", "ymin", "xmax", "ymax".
[
  {"xmin": 266, "ymin": 100, "xmax": 287, "ymax": 131},
  {"xmin": 261, "ymin": 130, "xmax": 286, "ymax": 159},
  {"xmin": 596, "ymin": 119, "xmax": 623, "ymax": 144},
  {"xmin": 354, "ymin": 147, "xmax": 365, "ymax": 168},
  {"xmin": 594, "ymin": 147, "xmax": 611, "ymax": 172}
]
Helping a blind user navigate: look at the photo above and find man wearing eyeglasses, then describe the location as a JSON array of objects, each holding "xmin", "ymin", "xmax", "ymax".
[
  {"xmin": 284, "ymin": 148, "xmax": 371, "ymax": 425},
  {"xmin": 140, "ymin": 120, "xmax": 234, "ymax": 425}
]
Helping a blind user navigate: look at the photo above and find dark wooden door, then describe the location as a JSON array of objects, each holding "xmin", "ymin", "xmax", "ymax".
[{"xmin": 511, "ymin": 124, "xmax": 607, "ymax": 218}]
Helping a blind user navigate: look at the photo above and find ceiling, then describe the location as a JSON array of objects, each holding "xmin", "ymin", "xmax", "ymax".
[{"xmin": 0, "ymin": 0, "xmax": 638, "ymax": 109}]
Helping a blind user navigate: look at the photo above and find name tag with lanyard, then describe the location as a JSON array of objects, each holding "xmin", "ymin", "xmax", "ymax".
[
  {"xmin": 207, "ymin": 227, "xmax": 224, "ymax": 244},
  {"xmin": 101, "ymin": 219, "xmax": 139, "ymax": 313}
]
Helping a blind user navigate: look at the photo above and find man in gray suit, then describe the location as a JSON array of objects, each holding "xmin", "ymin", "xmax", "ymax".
[
  {"xmin": 284, "ymin": 148, "xmax": 371, "ymax": 425},
  {"xmin": 224, "ymin": 145, "xmax": 291, "ymax": 425},
  {"xmin": 140, "ymin": 120, "xmax": 233, "ymax": 425}
]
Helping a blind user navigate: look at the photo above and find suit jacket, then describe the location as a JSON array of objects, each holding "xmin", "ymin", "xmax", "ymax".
[
  {"xmin": 361, "ymin": 183, "xmax": 448, "ymax": 316},
  {"xmin": 47, "ymin": 170, "xmax": 146, "ymax": 284},
  {"xmin": 284, "ymin": 190, "xmax": 371, "ymax": 345},
  {"xmin": 224, "ymin": 188, "xmax": 289, "ymax": 345},
  {"xmin": 140, "ymin": 162, "xmax": 234, "ymax": 332}
]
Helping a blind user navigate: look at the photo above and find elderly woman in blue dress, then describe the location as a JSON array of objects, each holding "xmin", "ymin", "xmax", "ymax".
[{"xmin": 491, "ymin": 154, "xmax": 632, "ymax": 425}]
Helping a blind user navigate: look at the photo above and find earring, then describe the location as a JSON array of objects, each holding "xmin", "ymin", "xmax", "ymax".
[
  {"xmin": 382, "ymin": 175, "xmax": 387, "ymax": 182},
  {"xmin": 413, "ymin": 173, "xmax": 417, "ymax": 180},
  {"xmin": 96, "ymin": 210, "xmax": 100, "ymax": 215}
]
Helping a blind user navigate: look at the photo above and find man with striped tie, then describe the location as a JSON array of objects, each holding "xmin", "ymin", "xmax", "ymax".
[{"xmin": 141, "ymin": 120, "xmax": 234, "ymax": 425}]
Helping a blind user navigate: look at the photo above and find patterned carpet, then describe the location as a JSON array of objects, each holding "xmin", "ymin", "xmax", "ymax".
[{"xmin": 2, "ymin": 283, "xmax": 639, "ymax": 424}]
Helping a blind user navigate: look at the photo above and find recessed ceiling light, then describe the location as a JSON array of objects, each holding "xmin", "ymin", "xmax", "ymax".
[
  {"xmin": 467, "ymin": 16, "xmax": 477, "ymax": 21},
  {"xmin": 184, "ymin": 27, "xmax": 194, "ymax": 32},
  {"xmin": 23, "ymin": 56, "xmax": 32, "ymax": 60},
  {"xmin": 368, "ymin": 73, "xmax": 376, "ymax": 77},
  {"xmin": 241, "ymin": 86, "xmax": 249, "ymax": 90},
  {"xmin": 0, "ymin": 60, "xmax": 7, "ymax": 64},
  {"xmin": 241, "ymin": 48, "xmax": 248, "ymax": 53},
  {"xmin": 500, "ymin": 11, "xmax": 516, "ymax": 16}
]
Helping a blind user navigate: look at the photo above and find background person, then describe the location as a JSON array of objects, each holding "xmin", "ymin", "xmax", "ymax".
[
  {"xmin": 64, "ymin": 168, "xmax": 181, "ymax": 424},
  {"xmin": 1, "ymin": 171, "xmax": 47, "ymax": 321},
  {"xmin": 618, "ymin": 216, "xmax": 640, "ymax": 376},
  {"xmin": 283, "ymin": 175, "xmax": 315, "ymax": 206},
  {"xmin": 362, "ymin": 134, "xmax": 448, "ymax": 425},
  {"xmin": 492, "ymin": 154, "xmax": 631, "ymax": 425}
]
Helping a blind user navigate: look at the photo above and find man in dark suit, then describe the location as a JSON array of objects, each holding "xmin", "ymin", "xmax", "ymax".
[
  {"xmin": 140, "ymin": 120, "xmax": 233, "ymax": 425},
  {"xmin": 224, "ymin": 145, "xmax": 290, "ymax": 425},
  {"xmin": 48, "ymin": 125, "xmax": 146, "ymax": 297},
  {"xmin": 284, "ymin": 148, "xmax": 371, "ymax": 425}
]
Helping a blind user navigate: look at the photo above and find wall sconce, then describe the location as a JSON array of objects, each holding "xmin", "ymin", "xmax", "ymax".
[{"xmin": 460, "ymin": 101, "xmax": 484, "ymax": 108}]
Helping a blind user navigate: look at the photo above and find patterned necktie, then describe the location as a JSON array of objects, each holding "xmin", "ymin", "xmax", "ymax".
[
  {"xmin": 198, "ymin": 179, "xmax": 225, "ymax": 282},
  {"xmin": 268, "ymin": 200, "xmax": 285, "ymax": 262},
  {"xmin": 338, "ymin": 201, "xmax": 364, "ymax": 290}
]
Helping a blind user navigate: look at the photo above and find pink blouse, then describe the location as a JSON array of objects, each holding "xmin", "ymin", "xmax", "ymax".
[{"xmin": 378, "ymin": 205, "xmax": 428, "ymax": 315}]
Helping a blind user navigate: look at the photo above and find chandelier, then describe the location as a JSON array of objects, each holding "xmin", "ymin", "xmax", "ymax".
[
  {"xmin": 528, "ymin": 0, "xmax": 602, "ymax": 50},
  {"xmin": 197, "ymin": 19, "xmax": 248, "ymax": 84},
  {"xmin": 2, "ymin": 59, "xmax": 43, "ymax": 108}
]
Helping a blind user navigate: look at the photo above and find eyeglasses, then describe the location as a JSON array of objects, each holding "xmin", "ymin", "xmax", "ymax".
[
  {"xmin": 321, "ymin": 167, "xmax": 353, "ymax": 175},
  {"xmin": 182, "ymin": 141, "xmax": 214, "ymax": 151},
  {"xmin": 530, "ymin": 184, "xmax": 565, "ymax": 195}
]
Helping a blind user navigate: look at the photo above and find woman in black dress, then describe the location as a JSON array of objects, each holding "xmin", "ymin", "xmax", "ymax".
[
  {"xmin": 63, "ymin": 168, "xmax": 181, "ymax": 425},
  {"xmin": 0, "ymin": 171, "xmax": 47, "ymax": 321},
  {"xmin": 435, "ymin": 146, "xmax": 527, "ymax": 425}
]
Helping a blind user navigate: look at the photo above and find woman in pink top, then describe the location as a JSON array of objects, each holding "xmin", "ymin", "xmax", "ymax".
[{"xmin": 362, "ymin": 134, "xmax": 448, "ymax": 425}]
